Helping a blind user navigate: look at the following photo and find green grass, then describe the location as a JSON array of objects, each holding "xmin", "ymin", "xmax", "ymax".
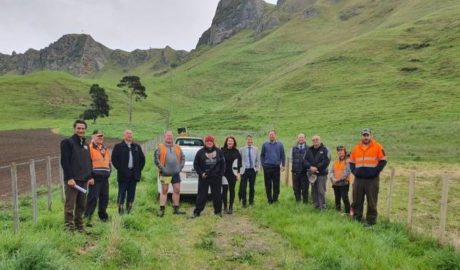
[{"xmin": 0, "ymin": 158, "xmax": 459, "ymax": 269}]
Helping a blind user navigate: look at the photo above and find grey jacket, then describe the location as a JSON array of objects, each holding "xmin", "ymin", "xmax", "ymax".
[{"xmin": 239, "ymin": 145, "xmax": 260, "ymax": 174}]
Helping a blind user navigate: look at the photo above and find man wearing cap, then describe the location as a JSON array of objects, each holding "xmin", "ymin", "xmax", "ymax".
[
  {"xmin": 192, "ymin": 135, "xmax": 225, "ymax": 218},
  {"xmin": 260, "ymin": 130, "xmax": 286, "ymax": 204},
  {"xmin": 305, "ymin": 135, "xmax": 330, "ymax": 210},
  {"xmin": 349, "ymin": 128, "xmax": 387, "ymax": 226},
  {"xmin": 154, "ymin": 130, "xmax": 186, "ymax": 217},
  {"xmin": 290, "ymin": 133, "xmax": 309, "ymax": 203},
  {"xmin": 84, "ymin": 129, "xmax": 111, "ymax": 227}
]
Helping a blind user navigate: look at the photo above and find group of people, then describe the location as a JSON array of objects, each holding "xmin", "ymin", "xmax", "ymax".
[
  {"xmin": 60, "ymin": 120, "xmax": 145, "ymax": 231},
  {"xmin": 60, "ymin": 119, "xmax": 386, "ymax": 233}
]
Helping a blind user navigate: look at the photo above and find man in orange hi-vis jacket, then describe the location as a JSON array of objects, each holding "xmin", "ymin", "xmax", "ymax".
[{"xmin": 349, "ymin": 128, "xmax": 387, "ymax": 226}]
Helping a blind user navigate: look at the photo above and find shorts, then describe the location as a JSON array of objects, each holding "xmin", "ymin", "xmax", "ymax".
[{"xmin": 160, "ymin": 174, "xmax": 181, "ymax": 184}]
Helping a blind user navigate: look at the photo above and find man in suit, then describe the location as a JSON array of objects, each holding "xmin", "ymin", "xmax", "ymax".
[
  {"xmin": 111, "ymin": 129, "xmax": 146, "ymax": 214},
  {"xmin": 238, "ymin": 135, "xmax": 260, "ymax": 207}
]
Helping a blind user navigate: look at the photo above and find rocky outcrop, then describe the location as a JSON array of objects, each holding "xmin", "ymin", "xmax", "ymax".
[
  {"xmin": 197, "ymin": 0, "xmax": 268, "ymax": 47},
  {"xmin": 0, "ymin": 34, "xmax": 188, "ymax": 76}
]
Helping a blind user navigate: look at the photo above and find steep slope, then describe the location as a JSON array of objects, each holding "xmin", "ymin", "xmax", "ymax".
[
  {"xmin": 151, "ymin": 0, "xmax": 460, "ymax": 162},
  {"xmin": 0, "ymin": 0, "xmax": 459, "ymax": 162}
]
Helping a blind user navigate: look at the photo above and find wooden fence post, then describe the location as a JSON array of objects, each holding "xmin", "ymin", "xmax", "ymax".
[
  {"xmin": 11, "ymin": 162, "xmax": 19, "ymax": 233},
  {"xmin": 284, "ymin": 158, "xmax": 290, "ymax": 186},
  {"xmin": 407, "ymin": 172, "xmax": 415, "ymax": 229},
  {"xmin": 29, "ymin": 159, "xmax": 38, "ymax": 223},
  {"xmin": 46, "ymin": 156, "xmax": 52, "ymax": 211},
  {"xmin": 58, "ymin": 157, "xmax": 65, "ymax": 203},
  {"xmin": 438, "ymin": 176, "xmax": 449, "ymax": 244},
  {"xmin": 386, "ymin": 168, "xmax": 396, "ymax": 219}
]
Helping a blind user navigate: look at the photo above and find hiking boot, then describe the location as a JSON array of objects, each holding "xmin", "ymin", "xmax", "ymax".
[
  {"xmin": 188, "ymin": 212, "xmax": 200, "ymax": 219},
  {"xmin": 118, "ymin": 205, "xmax": 124, "ymax": 215},
  {"xmin": 228, "ymin": 208, "xmax": 233, "ymax": 215},
  {"xmin": 85, "ymin": 220, "xmax": 93, "ymax": 228},
  {"xmin": 173, "ymin": 207, "xmax": 186, "ymax": 215},
  {"xmin": 127, "ymin": 203, "xmax": 133, "ymax": 214},
  {"xmin": 157, "ymin": 209, "xmax": 165, "ymax": 218}
]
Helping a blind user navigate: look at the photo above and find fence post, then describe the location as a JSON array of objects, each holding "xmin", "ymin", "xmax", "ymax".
[
  {"xmin": 284, "ymin": 158, "xmax": 290, "ymax": 185},
  {"xmin": 386, "ymin": 168, "xmax": 396, "ymax": 219},
  {"xmin": 29, "ymin": 159, "xmax": 38, "ymax": 223},
  {"xmin": 11, "ymin": 162, "xmax": 19, "ymax": 233},
  {"xmin": 46, "ymin": 156, "xmax": 52, "ymax": 211},
  {"xmin": 58, "ymin": 156, "xmax": 65, "ymax": 203},
  {"xmin": 407, "ymin": 172, "xmax": 415, "ymax": 229},
  {"xmin": 438, "ymin": 176, "xmax": 449, "ymax": 244}
]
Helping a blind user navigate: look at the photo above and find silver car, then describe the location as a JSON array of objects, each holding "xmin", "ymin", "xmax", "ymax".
[{"xmin": 157, "ymin": 137, "xmax": 208, "ymax": 195}]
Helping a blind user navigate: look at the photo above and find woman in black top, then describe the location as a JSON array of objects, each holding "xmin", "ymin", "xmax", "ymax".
[{"xmin": 221, "ymin": 136, "xmax": 242, "ymax": 214}]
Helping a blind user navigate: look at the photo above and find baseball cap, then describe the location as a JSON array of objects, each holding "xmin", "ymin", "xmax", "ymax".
[{"xmin": 361, "ymin": 128, "xmax": 371, "ymax": 135}]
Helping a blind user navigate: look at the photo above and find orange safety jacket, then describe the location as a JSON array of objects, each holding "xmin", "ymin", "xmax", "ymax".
[
  {"xmin": 332, "ymin": 159, "xmax": 351, "ymax": 183},
  {"xmin": 157, "ymin": 143, "xmax": 182, "ymax": 167},
  {"xmin": 89, "ymin": 143, "xmax": 111, "ymax": 177},
  {"xmin": 349, "ymin": 139, "xmax": 387, "ymax": 179}
]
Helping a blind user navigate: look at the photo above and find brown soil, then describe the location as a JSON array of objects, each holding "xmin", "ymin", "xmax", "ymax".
[{"xmin": 0, "ymin": 129, "xmax": 119, "ymax": 199}]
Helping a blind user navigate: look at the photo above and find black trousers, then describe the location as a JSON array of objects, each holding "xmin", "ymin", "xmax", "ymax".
[
  {"xmin": 222, "ymin": 173, "xmax": 236, "ymax": 210},
  {"xmin": 263, "ymin": 166, "xmax": 280, "ymax": 203},
  {"xmin": 332, "ymin": 184, "xmax": 350, "ymax": 213},
  {"xmin": 194, "ymin": 177, "xmax": 222, "ymax": 215},
  {"xmin": 292, "ymin": 172, "xmax": 309, "ymax": 203},
  {"xmin": 85, "ymin": 177, "xmax": 109, "ymax": 220},
  {"xmin": 240, "ymin": 169, "xmax": 257, "ymax": 206},
  {"xmin": 352, "ymin": 176, "xmax": 380, "ymax": 224},
  {"xmin": 117, "ymin": 177, "xmax": 137, "ymax": 205}
]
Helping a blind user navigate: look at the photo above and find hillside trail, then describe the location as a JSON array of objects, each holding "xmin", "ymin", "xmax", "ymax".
[{"xmin": 157, "ymin": 208, "xmax": 306, "ymax": 269}]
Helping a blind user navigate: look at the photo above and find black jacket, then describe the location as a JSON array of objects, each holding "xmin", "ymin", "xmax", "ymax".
[
  {"xmin": 60, "ymin": 134, "xmax": 92, "ymax": 182},
  {"xmin": 111, "ymin": 140, "xmax": 146, "ymax": 182},
  {"xmin": 222, "ymin": 148, "xmax": 242, "ymax": 177},
  {"xmin": 194, "ymin": 147, "xmax": 225, "ymax": 180},
  {"xmin": 305, "ymin": 144, "xmax": 330, "ymax": 176}
]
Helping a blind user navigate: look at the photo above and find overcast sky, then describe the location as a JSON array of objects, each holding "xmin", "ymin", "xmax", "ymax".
[{"xmin": 0, "ymin": 0, "xmax": 277, "ymax": 54}]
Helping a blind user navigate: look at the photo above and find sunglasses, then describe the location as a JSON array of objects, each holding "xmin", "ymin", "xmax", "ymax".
[
  {"xmin": 362, "ymin": 134, "xmax": 370, "ymax": 137},
  {"xmin": 96, "ymin": 134, "xmax": 104, "ymax": 138}
]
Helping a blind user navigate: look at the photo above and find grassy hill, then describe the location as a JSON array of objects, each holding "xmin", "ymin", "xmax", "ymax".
[{"xmin": 1, "ymin": 0, "xmax": 459, "ymax": 160}]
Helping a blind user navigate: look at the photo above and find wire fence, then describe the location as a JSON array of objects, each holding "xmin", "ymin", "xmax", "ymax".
[
  {"xmin": 0, "ymin": 139, "xmax": 458, "ymax": 249},
  {"xmin": 0, "ymin": 139, "xmax": 160, "ymax": 232}
]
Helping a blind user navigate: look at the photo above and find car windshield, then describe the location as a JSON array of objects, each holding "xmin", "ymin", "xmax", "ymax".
[
  {"xmin": 182, "ymin": 148, "xmax": 199, "ymax": 162},
  {"xmin": 176, "ymin": 138, "xmax": 204, "ymax": 147}
]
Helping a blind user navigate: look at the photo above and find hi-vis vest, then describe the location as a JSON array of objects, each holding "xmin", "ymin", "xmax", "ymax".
[
  {"xmin": 349, "ymin": 139, "xmax": 386, "ymax": 169},
  {"xmin": 157, "ymin": 143, "xmax": 182, "ymax": 167},
  {"xmin": 333, "ymin": 159, "xmax": 350, "ymax": 182},
  {"xmin": 89, "ymin": 143, "xmax": 111, "ymax": 177}
]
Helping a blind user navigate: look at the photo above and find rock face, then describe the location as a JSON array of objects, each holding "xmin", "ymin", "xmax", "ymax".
[
  {"xmin": 197, "ymin": 0, "xmax": 267, "ymax": 47},
  {"xmin": 0, "ymin": 34, "xmax": 187, "ymax": 76}
]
